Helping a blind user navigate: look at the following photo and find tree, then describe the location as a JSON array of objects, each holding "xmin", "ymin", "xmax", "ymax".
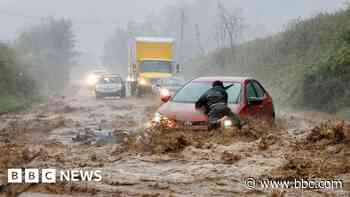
[
  {"xmin": 0, "ymin": 43, "xmax": 36, "ymax": 97},
  {"xmin": 102, "ymin": 28, "xmax": 129, "ymax": 75},
  {"xmin": 215, "ymin": 1, "xmax": 245, "ymax": 54},
  {"xmin": 15, "ymin": 18, "xmax": 76, "ymax": 92}
]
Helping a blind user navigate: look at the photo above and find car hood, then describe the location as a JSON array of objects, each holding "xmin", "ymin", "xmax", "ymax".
[
  {"xmin": 158, "ymin": 102, "xmax": 240, "ymax": 122},
  {"xmin": 161, "ymin": 85, "xmax": 182, "ymax": 92}
]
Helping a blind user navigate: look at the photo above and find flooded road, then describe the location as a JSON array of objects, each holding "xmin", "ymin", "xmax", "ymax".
[{"xmin": 0, "ymin": 86, "xmax": 349, "ymax": 197}]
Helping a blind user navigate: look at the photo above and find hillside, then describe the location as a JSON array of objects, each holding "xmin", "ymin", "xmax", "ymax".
[{"xmin": 187, "ymin": 6, "xmax": 350, "ymax": 118}]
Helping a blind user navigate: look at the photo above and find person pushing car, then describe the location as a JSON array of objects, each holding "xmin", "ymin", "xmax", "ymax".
[{"xmin": 195, "ymin": 80, "xmax": 241, "ymax": 130}]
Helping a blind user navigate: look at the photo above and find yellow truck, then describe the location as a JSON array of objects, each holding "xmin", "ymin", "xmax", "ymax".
[{"xmin": 128, "ymin": 37, "xmax": 179, "ymax": 96}]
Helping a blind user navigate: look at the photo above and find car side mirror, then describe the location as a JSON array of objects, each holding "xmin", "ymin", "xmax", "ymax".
[
  {"xmin": 248, "ymin": 97, "xmax": 263, "ymax": 105},
  {"xmin": 176, "ymin": 64, "xmax": 180, "ymax": 73},
  {"xmin": 132, "ymin": 64, "xmax": 137, "ymax": 72},
  {"xmin": 161, "ymin": 95, "xmax": 171, "ymax": 103}
]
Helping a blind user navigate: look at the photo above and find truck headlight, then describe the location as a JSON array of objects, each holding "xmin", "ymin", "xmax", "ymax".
[{"xmin": 223, "ymin": 119, "xmax": 233, "ymax": 128}]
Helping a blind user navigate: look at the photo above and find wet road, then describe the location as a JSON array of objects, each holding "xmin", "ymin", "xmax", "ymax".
[{"xmin": 0, "ymin": 86, "xmax": 349, "ymax": 197}]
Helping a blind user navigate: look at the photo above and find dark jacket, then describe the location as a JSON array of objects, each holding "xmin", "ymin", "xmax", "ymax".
[{"xmin": 195, "ymin": 85, "xmax": 228, "ymax": 114}]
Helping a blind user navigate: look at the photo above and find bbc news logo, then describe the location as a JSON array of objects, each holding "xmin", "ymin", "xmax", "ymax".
[{"xmin": 8, "ymin": 169, "xmax": 102, "ymax": 183}]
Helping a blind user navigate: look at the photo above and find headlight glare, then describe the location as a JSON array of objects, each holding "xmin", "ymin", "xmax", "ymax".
[
  {"xmin": 87, "ymin": 74, "xmax": 98, "ymax": 85},
  {"xmin": 153, "ymin": 112, "xmax": 162, "ymax": 122},
  {"xmin": 223, "ymin": 119, "xmax": 233, "ymax": 128},
  {"xmin": 139, "ymin": 78, "xmax": 148, "ymax": 86},
  {"xmin": 160, "ymin": 88, "xmax": 170, "ymax": 97}
]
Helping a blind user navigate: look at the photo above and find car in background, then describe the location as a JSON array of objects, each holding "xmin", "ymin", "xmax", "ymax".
[
  {"xmin": 86, "ymin": 69, "xmax": 108, "ymax": 89},
  {"xmin": 94, "ymin": 74, "xmax": 126, "ymax": 99},
  {"xmin": 152, "ymin": 76, "xmax": 275, "ymax": 130},
  {"xmin": 153, "ymin": 76, "xmax": 186, "ymax": 98}
]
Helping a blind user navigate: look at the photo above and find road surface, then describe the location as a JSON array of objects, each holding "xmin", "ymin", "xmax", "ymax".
[{"xmin": 0, "ymin": 86, "xmax": 349, "ymax": 197}]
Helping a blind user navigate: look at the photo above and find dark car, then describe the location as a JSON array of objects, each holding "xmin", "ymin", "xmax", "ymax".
[{"xmin": 152, "ymin": 76, "xmax": 275, "ymax": 130}]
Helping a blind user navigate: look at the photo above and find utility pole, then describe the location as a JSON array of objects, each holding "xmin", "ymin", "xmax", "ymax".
[
  {"xmin": 195, "ymin": 24, "xmax": 205, "ymax": 56},
  {"xmin": 179, "ymin": 10, "xmax": 185, "ymax": 64}
]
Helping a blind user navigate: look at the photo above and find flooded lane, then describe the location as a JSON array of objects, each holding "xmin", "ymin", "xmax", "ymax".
[{"xmin": 0, "ymin": 85, "xmax": 349, "ymax": 197}]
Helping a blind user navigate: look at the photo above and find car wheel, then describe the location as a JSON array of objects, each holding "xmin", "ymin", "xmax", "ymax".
[
  {"xmin": 96, "ymin": 93, "xmax": 102, "ymax": 99},
  {"xmin": 120, "ymin": 87, "xmax": 126, "ymax": 98},
  {"xmin": 269, "ymin": 112, "xmax": 276, "ymax": 125},
  {"xmin": 136, "ymin": 88, "xmax": 143, "ymax": 98}
]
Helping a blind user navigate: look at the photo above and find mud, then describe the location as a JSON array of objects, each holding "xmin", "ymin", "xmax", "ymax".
[
  {"xmin": 0, "ymin": 87, "xmax": 349, "ymax": 196},
  {"xmin": 271, "ymin": 121, "xmax": 350, "ymax": 181}
]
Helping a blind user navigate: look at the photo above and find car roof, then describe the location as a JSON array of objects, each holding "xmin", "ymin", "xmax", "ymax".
[
  {"xmin": 102, "ymin": 74, "xmax": 121, "ymax": 77},
  {"xmin": 135, "ymin": 37, "xmax": 174, "ymax": 43},
  {"xmin": 192, "ymin": 76, "xmax": 253, "ymax": 83},
  {"xmin": 93, "ymin": 70, "xmax": 108, "ymax": 74}
]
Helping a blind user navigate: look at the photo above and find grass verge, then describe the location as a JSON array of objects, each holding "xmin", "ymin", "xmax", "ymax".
[{"xmin": 0, "ymin": 94, "xmax": 35, "ymax": 114}]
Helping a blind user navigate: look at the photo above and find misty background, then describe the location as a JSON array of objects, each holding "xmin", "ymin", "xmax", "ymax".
[
  {"xmin": 0, "ymin": 0, "xmax": 346, "ymax": 66},
  {"xmin": 1, "ymin": 0, "xmax": 350, "ymax": 116}
]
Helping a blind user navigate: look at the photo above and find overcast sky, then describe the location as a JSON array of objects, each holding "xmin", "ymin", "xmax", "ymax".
[{"xmin": 0, "ymin": 0, "xmax": 347, "ymax": 64}]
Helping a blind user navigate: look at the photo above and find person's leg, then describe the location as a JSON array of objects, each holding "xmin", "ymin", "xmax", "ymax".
[
  {"xmin": 208, "ymin": 122, "xmax": 220, "ymax": 131},
  {"xmin": 224, "ymin": 107, "xmax": 241, "ymax": 129},
  {"xmin": 208, "ymin": 108, "xmax": 221, "ymax": 130}
]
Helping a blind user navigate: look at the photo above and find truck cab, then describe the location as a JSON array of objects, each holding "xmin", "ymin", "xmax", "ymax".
[{"xmin": 128, "ymin": 37, "xmax": 179, "ymax": 96}]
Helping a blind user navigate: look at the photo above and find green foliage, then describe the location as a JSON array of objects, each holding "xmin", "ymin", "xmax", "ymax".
[
  {"xmin": 0, "ymin": 94, "xmax": 26, "ymax": 113},
  {"xmin": 15, "ymin": 18, "xmax": 76, "ymax": 92},
  {"xmin": 270, "ymin": 8, "xmax": 350, "ymax": 113},
  {"xmin": 0, "ymin": 18, "xmax": 76, "ymax": 113},
  {"xmin": 0, "ymin": 43, "xmax": 35, "ymax": 96},
  {"xmin": 191, "ymin": 6, "xmax": 350, "ymax": 114},
  {"xmin": 0, "ymin": 43, "xmax": 38, "ymax": 113},
  {"xmin": 303, "ymin": 28, "xmax": 350, "ymax": 112}
]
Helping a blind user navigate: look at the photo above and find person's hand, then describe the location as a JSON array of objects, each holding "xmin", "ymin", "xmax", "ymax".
[
  {"xmin": 195, "ymin": 106, "xmax": 205, "ymax": 113},
  {"xmin": 195, "ymin": 102, "xmax": 201, "ymax": 109}
]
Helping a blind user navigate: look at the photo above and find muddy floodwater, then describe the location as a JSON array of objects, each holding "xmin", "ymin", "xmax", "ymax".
[{"xmin": 0, "ymin": 87, "xmax": 349, "ymax": 197}]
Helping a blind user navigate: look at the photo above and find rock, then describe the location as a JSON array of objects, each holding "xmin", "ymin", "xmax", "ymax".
[
  {"xmin": 257, "ymin": 134, "xmax": 278, "ymax": 150},
  {"xmin": 148, "ymin": 182, "xmax": 169, "ymax": 190},
  {"xmin": 221, "ymin": 151, "xmax": 241, "ymax": 164}
]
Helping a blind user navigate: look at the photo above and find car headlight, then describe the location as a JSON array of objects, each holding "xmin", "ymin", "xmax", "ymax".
[
  {"xmin": 223, "ymin": 119, "xmax": 233, "ymax": 128},
  {"xmin": 153, "ymin": 112, "xmax": 162, "ymax": 122},
  {"xmin": 139, "ymin": 78, "xmax": 148, "ymax": 86},
  {"xmin": 160, "ymin": 88, "xmax": 170, "ymax": 97},
  {"xmin": 151, "ymin": 112, "xmax": 176, "ymax": 128},
  {"xmin": 87, "ymin": 74, "xmax": 98, "ymax": 85}
]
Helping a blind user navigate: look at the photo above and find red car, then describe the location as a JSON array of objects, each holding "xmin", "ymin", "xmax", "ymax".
[{"xmin": 153, "ymin": 76, "xmax": 275, "ymax": 130}]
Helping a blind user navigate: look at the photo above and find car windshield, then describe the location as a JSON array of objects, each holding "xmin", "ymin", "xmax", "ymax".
[
  {"xmin": 98, "ymin": 77, "xmax": 121, "ymax": 84},
  {"xmin": 139, "ymin": 61, "xmax": 172, "ymax": 73},
  {"xmin": 161, "ymin": 78, "xmax": 185, "ymax": 86},
  {"xmin": 172, "ymin": 81, "xmax": 241, "ymax": 104}
]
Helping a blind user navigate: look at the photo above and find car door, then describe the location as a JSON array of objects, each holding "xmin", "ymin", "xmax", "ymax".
[
  {"xmin": 252, "ymin": 80, "xmax": 274, "ymax": 119},
  {"xmin": 245, "ymin": 81, "xmax": 262, "ymax": 118}
]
